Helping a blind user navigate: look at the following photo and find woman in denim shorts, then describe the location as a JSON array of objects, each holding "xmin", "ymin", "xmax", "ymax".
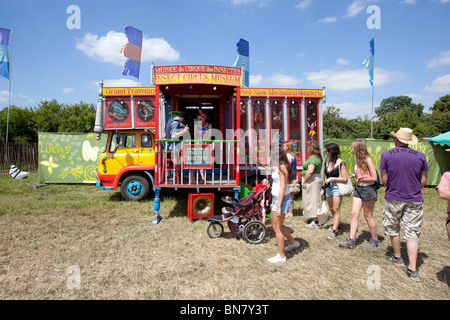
[
  {"xmin": 339, "ymin": 140, "xmax": 380, "ymax": 249},
  {"xmin": 323, "ymin": 143, "xmax": 348, "ymax": 239},
  {"xmin": 267, "ymin": 147, "xmax": 299, "ymax": 264}
]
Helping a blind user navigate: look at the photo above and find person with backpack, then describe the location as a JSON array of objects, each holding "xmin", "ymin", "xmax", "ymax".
[{"xmin": 339, "ymin": 140, "xmax": 380, "ymax": 249}]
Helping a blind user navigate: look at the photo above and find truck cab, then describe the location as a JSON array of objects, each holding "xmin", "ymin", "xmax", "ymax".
[{"xmin": 97, "ymin": 129, "xmax": 156, "ymax": 200}]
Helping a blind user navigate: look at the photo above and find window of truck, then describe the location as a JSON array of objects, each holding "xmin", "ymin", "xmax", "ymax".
[
  {"xmin": 141, "ymin": 134, "xmax": 152, "ymax": 147},
  {"xmin": 109, "ymin": 133, "xmax": 137, "ymax": 152}
]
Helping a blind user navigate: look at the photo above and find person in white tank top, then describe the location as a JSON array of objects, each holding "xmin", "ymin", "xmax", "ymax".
[{"xmin": 267, "ymin": 146, "xmax": 300, "ymax": 264}]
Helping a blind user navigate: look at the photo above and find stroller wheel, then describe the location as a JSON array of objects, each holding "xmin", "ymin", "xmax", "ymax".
[
  {"xmin": 207, "ymin": 221, "xmax": 224, "ymax": 238},
  {"xmin": 243, "ymin": 220, "xmax": 266, "ymax": 244}
]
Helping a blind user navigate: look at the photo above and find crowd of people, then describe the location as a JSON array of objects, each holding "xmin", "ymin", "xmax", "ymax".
[
  {"xmin": 164, "ymin": 114, "xmax": 449, "ymax": 279},
  {"xmin": 267, "ymin": 127, "xmax": 449, "ymax": 282}
]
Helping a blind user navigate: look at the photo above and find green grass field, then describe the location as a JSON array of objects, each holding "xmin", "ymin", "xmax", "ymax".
[{"xmin": 0, "ymin": 175, "xmax": 448, "ymax": 300}]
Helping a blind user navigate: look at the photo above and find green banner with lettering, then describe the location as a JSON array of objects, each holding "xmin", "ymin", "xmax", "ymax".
[
  {"xmin": 323, "ymin": 139, "xmax": 450, "ymax": 186},
  {"xmin": 38, "ymin": 132, "xmax": 106, "ymax": 184}
]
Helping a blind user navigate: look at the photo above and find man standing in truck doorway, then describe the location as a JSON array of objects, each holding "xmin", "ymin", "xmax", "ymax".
[{"xmin": 164, "ymin": 112, "xmax": 190, "ymax": 183}]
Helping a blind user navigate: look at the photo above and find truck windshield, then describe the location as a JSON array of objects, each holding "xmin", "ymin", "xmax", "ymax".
[{"xmin": 109, "ymin": 133, "xmax": 137, "ymax": 152}]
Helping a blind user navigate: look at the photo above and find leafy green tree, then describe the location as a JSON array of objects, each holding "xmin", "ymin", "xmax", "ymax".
[
  {"xmin": 0, "ymin": 105, "xmax": 36, "ymax": 143},
  {"xmin": 374, "ymin": 95, "xmax": 425, "ymax": 139},
  {"xmin": 323, "ymin": 106, "xmax": 352, "ymax": 139},
  {"xmin": 58, "ymin": 102, "xmax": 96, "ymax": 133},
  {"xmin": 430, "ymin": 94, "xmax": 450, "ymax": 113},
  {"xmin": 33, "ymin": 99, "xmax": 63, "ymax": 133},
  {"xmin": 348, "ymin": 115, "xmax": 372, "ymax": 139},
  {"xmin": 423, "ymin": 94, "xmax": 450, "ymax": 137}
]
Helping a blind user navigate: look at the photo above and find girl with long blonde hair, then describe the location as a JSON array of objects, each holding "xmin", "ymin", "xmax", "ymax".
[{"xmin": 339, "ymin": 140, "xmax": 380, "ymax": 249}]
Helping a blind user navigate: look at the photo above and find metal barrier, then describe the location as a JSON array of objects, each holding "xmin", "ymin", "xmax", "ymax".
[{"xmin": 156, "ymin": 139, "xmax": 240, "ymax": 188}]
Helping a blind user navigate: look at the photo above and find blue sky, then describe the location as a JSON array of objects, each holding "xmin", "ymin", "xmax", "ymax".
[{"xmin": 1, "ymin": 0, "xmax": 449, "ymax": 119}]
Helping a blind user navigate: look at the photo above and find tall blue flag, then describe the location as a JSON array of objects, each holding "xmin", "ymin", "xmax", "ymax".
[
  {"xmin": 362, "ymin": 38, "xmax": 374, "ymax": 86},
  {"xmin": 0, "ymin": 28, "xmax": 12, "ymax": 80},
  {"xmin": 120, "ymin": 26, "xmax": 143, "ymax": 79},
  {"xmin": 233, "ymin": 38, "xmax": 249, "ymax": 87}
]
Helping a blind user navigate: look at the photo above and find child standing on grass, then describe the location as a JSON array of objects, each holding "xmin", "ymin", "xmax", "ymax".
[
  {"xmin": 267, "ymin": 146, "xmax": 299, "ymax": 264},
  {"xmin": 339, "ymin": 140, "xmax": 379, "ymax": 249}
]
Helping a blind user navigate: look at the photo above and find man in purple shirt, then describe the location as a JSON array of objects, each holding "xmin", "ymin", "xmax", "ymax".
[{"xmin": 380, "ymin": 128, "xmax": 429, "ymax": 281}]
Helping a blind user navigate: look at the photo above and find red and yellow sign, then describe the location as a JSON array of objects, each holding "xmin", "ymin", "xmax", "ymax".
[
  {"xmin": 154, "ymin": 64, "xmax": 242, "ymax": 86},
  {"xmin": 241, "ymin": 88, "xmax": 323, "ymax": 98},
  {"xmin": 103, "ymin": 87, "xmax": 155, "ymax": 96}
]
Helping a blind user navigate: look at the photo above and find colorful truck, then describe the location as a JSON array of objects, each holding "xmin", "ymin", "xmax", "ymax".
[{"xmin": 93, "ymin": 64, "xmax": 325, "ymax": 223}]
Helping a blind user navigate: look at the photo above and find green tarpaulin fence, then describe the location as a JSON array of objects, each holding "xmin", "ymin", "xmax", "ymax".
[
  {"xmin": 323, "ymin": 139, "xmax": 450, "ymax": 186},
  {"xmin": 38, "ymin": 132, "xmax": 107, "ymax": 184},
  {"xmin": 37, "ymin": 133, "xmax": 449, "ymax": 186}
]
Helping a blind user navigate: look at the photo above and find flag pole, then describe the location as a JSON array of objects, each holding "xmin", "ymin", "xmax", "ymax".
[
  {"xmin": 370, "ymin": 37, "xmax": 374, "ymax": 140},
  {"xmin": 371, "ymin": 85, "xmax": 374, "ymax": 139},
  {"xmin": 5, "ymin": 29, "xmax": 12, "ymax": 164}
]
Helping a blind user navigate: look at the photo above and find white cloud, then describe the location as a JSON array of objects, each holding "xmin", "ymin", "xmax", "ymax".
[
  {"xmin": 295, "ymin": 0, "xmax": 313, "ymax": 10},
  {"xmin": 232, "ymin": 0, "xmax": 271, "ymax": 6},
  {"xmin": 400, "ymin": 0, "xmax": 417, "ymax": 4},
  {"xmin": 76, "ymin": 31, "xmax": 180, "ymax": 66},
  {"xmin": 250, "ymin": 73, "xmax": 303, "ymax": 87},
  {"xmin": 330, "ymin": 101, "xmax": 376, "ymax": 118},
  {"xmin": 426, "ymin": 50, "xmax": 450, "ymax": 68},
  {"xmin": 92, "ymin": 78, "xmax": 141, "ymax": 88},
  {"xmin": 344, "ymin": 0, "xmax": 379, "ymax": 18},
  {"xmin": 345, "ymin": 1, "xmax": 367, "ymax": 18},
  {"xmin": 424, "ymin": 74, "xmax": 450, "ymax": 93},
  {"xmin": 0, "ymin": 90, "xmax": 8, "ymax": 102},
  {"xmin": 304, "ymin": 68, "xmax": 406, "ymax": 91},
  {"xmin": 63, "ymin": 88, "xmax": 74, "ymax": 94},
  {"xmin": 318, "ymin": 16, "xmax": 337, "ymax": 23},
  {"xmin": 336, "ymin": 58, "xmax": 349, "ymax": 66}
]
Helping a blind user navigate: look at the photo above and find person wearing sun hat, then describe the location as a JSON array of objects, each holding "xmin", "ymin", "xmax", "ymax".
[
  {"xmin": 379, "ymin": 127, "xmax": 429, "ymax": 281},
  {"xmin": 436, "ymin": 148, "xmax": 450, "ymax": 240}
]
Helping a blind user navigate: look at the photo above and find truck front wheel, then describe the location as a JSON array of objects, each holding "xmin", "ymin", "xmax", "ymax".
[{"xmin": 121, "ymin": 175, "xmax": 150, "ymax": 201}]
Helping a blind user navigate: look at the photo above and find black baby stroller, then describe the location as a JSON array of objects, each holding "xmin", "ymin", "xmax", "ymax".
[{"xmin": 206, "ymin": 179, "xmax": 272, "ymax": 244}]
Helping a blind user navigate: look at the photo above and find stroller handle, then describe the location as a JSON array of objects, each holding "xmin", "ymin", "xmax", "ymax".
[{"xmin": 221, "ymin": 196, "xmax": 254, "ymax": 210}]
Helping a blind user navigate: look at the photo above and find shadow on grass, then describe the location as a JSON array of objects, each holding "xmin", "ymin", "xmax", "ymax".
[
  {"xmin": 437, "ymin": 266, "xmax": 450, "ymax": 288},
  {"xmin": 385, "ymin": 242, "xmax": 429, "ymax": 269}
]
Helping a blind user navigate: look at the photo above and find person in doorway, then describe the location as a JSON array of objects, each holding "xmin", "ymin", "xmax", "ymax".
[
  {"xmin": 323, "ymin": 143, "xmax": 348, "ymax": 240},
  {"xmin": 267, "ymin": 146, "xmax": 299, "ymax": 264},
  {"xmin": 194, "ymin": 109, "xmax": 212, "ymax": 184},
  {"xmin": 164, "ymin": 112, "xmax": 190, "ymax": 183},
  {"xmin": 164, "ymin": 112, "xmax": 189, "ymax": 150},
  {"xmin": 283, "ymin": 141, "xmax": 297, "ymax": 217},
  {"xmin": 339, "ymin": 140, "xmax": 379, "ymax": 249},
  {"xmin": 302, "ymin": 141, "xmax": 323, "ymax": 228},
  {"xmin": 436, "ymin": 148, "xmax": 450, "ymax": 240},
  {"xmin": 380, "ymin": 127, "xmax": 429, "ymax": 281}
]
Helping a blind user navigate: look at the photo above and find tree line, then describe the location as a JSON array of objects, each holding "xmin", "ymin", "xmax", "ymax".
[
  {"xmin": 0, "ymin": 99, "xmax": 96, "ymax": 143},
  {"xmin": 324, "ymin": 95, "xmax": 450, "ymax": 140},
  {"xmin": 0, "ymin": 95, "xmax": 449, "ymax": 144}
]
